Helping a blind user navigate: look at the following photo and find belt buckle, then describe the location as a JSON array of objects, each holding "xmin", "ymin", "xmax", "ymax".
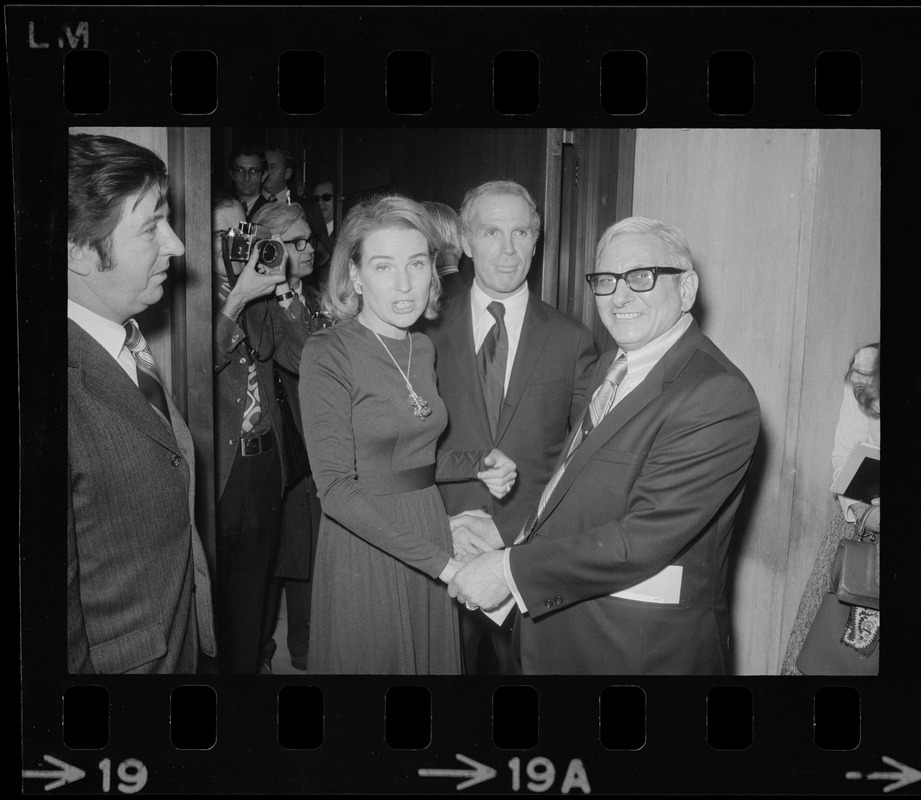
[{"xmin": 241, "ymin": 435, "xmax": 262, "ymax": 456}]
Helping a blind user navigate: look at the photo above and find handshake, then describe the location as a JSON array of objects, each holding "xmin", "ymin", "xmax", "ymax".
[
  {"xmin": 439, "ymin": 509, "xmax": 514, "ymax": 613},
  {"xmin": 435, "ymin": 448, "xmax": 518, "ymax": 612}
]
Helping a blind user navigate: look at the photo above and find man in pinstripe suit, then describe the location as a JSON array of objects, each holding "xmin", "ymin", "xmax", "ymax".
[{"xmin": 67, "ymin": 133, "xmax": 215, "ymax": 673}]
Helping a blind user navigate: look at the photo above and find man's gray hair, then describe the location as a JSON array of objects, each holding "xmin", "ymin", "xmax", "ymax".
[
  {"xmin": 459, "ymin": 180, "xmax": 541, "ymax": 239},
  {"xmin": 595, "ymin": 216, "xmax": 693, "ymax": 272}
]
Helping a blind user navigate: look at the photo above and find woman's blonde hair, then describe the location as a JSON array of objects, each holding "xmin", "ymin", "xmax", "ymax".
[{"xmin": 323, "ymin": 194, "xmax": 443, "ymax": 322}]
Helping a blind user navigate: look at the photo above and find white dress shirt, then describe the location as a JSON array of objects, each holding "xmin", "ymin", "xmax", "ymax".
[{"xmin": 68, "ymin": 299, "xmax": 139, "ymax": 386}]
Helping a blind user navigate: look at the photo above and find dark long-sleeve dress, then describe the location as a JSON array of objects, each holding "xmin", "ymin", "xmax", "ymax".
[{"xmin": 299, "ymin": 318, "xmax": 486, "ymax": 674}]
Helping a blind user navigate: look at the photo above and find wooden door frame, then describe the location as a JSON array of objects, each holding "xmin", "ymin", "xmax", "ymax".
[{"xmin": 167, "ymin": 126, "xmax": 216, "ymax": 572}]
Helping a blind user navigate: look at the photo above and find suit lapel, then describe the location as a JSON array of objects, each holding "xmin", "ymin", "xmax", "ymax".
[
  {"xmin": 494, "ymin": 294, "xmax": 550, "ymax": 444},
  {"xmin": 70, "ymin": 321, "xmax": 180, "ymax": 453},
  {"xmin": 532, "ymin": 320, "xmax": 704, "ymax": 532}
]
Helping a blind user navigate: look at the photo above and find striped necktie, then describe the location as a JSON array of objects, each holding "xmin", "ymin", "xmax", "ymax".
[
  {"xmin": 478, "ymin": 301, "xmax": 508, "ymax": 439},
  {"xmin": 217, "ymin": 279, "xmax": 263, "ymax": 434},
  {"xmin": 123, "ymin": 320, "xmax": 173, "ymax": 431},
  {"xmin": 514, "ymin": 355, "xmax": 629, "ymax": 544}
]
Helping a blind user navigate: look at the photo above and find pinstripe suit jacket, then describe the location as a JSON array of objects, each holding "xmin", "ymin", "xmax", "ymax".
[{"xmin": 67, "ymin": 319, "xmax": 216, "ymax": 674}]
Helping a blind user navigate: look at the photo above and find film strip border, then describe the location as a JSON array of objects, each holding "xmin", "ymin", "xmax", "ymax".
[
  {"xmin": 6, "ymin": 6, "xmax": 912, "ymax": 127},
  {"xmin": 58, "ymin": 49, "xmax": 861, "ymax": 119},
  {"xmin": 12, "ymin": 5, "xmax": 919, "ymax": 796},
  {"xmin": 28, "ymin": 678, "xmax": 921, "ymax": 794}
]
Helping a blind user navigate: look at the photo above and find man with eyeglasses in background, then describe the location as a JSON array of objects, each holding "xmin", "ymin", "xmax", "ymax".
[
  {"xmin": 228, "ymin": 145, "xmax": 270, "ymax": 221},
  {"xmin": 309, "ymin": 179, "xmax": 337, "ymax": 287},
  {"xmin": 211, "ymin": 193, "xmax": 312, "ymax": 674},
  {"xmin": 448, "ymin": 216, "xmax": 760, "ymax": 675}
]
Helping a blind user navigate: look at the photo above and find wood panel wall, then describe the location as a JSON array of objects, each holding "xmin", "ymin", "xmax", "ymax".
[{"xmin": 631, "ymin": 128, "xmax": 880, "ymax": 674}]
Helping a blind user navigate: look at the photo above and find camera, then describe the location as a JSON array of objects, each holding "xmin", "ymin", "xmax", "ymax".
[{"xmin": 225, "ymin": 222, "xmax": 286, "ymax": 272}]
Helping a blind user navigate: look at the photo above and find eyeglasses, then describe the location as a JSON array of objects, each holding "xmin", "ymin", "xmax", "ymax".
[
  {"xmin": 585, "ymin": 266, "xmax": 684, "ymax": 295},
  {"xmin": 313, "ymin": 193, "xmax": 334, "ymax": 202},
  {"xmin": 232, "ymin": 166, "xmax": 263, "ymax": 178},
  {"xmin": 284, "ymin": 236, "xmax": 316, "ymax": 251}
]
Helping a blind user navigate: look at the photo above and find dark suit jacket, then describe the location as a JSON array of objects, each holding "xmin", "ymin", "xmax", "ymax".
[
  {"xmin": 67, "ymin": 320, "xmax": 216, "ymax": 673},
  {"xmin": 423, "ymin": 290, "xmax": 598, "ymax": 542},
  {"xmin": 273, "ymin": 288, "xmax": 324, "ymax": 580},
  {"xmin": 213, "ymin": 284, "xmax": 310, "ymax": 500},
  {"xmin": 244, "ymin": 193, "xmax": 271, "ymax": 222},
  {"xmin": 508, "ymin": 319, "xmax": 760, "ymax": 675}
]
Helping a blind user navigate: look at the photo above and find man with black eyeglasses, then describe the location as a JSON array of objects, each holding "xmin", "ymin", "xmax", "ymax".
[
  {"xmin": 308, "ymin": 179, "xmax": 337, "ymax": 287},
  {"xmin": 448, "ymin": 216, "xmax": 760, "ymax": 676}
]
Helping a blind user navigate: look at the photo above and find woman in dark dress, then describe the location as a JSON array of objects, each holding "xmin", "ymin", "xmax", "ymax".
[{"xmin": 298, "ymin": 195, "xmax": 516, "ymax": 674}]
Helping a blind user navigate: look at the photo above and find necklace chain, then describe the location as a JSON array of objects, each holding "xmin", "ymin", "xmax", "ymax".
[
  {"xmin": 372, "ymin": 329, "xmax": 413, "ymax": 389},
  {"xmin": 371, "ymin": 329, "xmax": 432, "ymax": 419}
]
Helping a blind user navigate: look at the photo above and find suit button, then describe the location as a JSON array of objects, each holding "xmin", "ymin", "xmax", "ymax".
[
  {"xmin": 239, "ymin": 357, "xmax": 247, "ymax": 364},
  {"xmin": 171, "ymin": 455, "xmax": 182, "ymax": 467},
  {"xmin": 544, "ymin": 599, "xmax": 554, "ymax": 608},
  {"xmin": 229, "ymin": 439, "xmax": 236, "ymax": 446},
  {"xmin": 554, "ymin": 596, "xmax": 563, "ymax": 605}
]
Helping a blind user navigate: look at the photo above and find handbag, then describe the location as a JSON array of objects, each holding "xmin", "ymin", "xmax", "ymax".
[
  {"xmin": 796, "ymin": 592, "xmax": 879, "ymax": 675},
  {"xmin": 273, "ymin": 365, "xmax": 311, "ymax": 488},
  {"xmin": 829, "ymin": 503, "xmax": 879, "ymax": 609}
]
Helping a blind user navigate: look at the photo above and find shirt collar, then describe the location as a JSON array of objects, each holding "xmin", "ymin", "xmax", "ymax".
[
  {"xmin": 620, "ymin": 312, "xmax": 694, "ymax": 365},
  {"xmin": 470, "ymin": 278, "xmax": 529, "ymax": 321},
  {"xmin": 67, "ymin": 299, "xmax": 130, "ymax": 360}
]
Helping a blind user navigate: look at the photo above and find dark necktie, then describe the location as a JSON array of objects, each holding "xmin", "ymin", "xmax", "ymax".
[
  {"xmin": 123, "ymin": 320, "xmax": 173, "ymax": 431},
  {"xmin": 478, "ymin": 301, "xmax": 508, "ymax": 439},
  {"xmin": 515, "ymin": 355, "xmax": 629, "ymax": 544}
]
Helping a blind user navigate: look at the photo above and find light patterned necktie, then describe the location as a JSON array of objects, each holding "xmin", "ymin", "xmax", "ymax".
[
  {"xmin": 478, "ymin": 301, "xmax": 508, "ymax": 439},
  {"xmin": 217, "ymin": 279, "xmax": 262, "ymax": 434},
  {"xmin": 123, "ymin": 320, "xmax": 173, "ymax": 431},
  {"xmin": 515, "ymin": 355, "xmax": 629, "ymax": 544}
]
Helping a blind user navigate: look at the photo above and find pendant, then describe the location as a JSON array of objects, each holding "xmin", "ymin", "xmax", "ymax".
[{"xmin": 408, "ymin": 390, "xmax": 432, "ymax": 419}]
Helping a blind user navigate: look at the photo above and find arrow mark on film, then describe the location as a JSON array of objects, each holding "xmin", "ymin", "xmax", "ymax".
[
  {"xmin": 22, "ymin": 754, "xmax": 86, "ymax": 791},
  {"xmin": 419, "ymin": 752, "xmax": 497, "ymax": 790},
  {"xmin": 847, "ymin": 756, "xmax": 921, "ymax": 793}
]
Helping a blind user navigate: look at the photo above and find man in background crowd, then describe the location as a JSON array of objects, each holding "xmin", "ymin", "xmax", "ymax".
[
  {"xmin": 228, "ymin": 144, "xmax": 269, "ymax": 220},
  {"xmin": 309, "ymin": 178, "xmax": 337, "ymax": 286},
  {"xmin": 211, "ymin": 195, "xmax": 311, "ymax": 673}
]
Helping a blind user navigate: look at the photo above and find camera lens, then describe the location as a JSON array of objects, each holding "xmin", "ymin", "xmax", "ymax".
[{"xmin": 261, "ymin": 241, "xmax": 278, "ymax": 262}]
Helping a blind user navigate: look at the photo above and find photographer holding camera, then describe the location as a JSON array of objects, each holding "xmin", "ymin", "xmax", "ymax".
[{"xmin": 211, "ymin": 193, "xmax": 312, "ymax": 674}]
